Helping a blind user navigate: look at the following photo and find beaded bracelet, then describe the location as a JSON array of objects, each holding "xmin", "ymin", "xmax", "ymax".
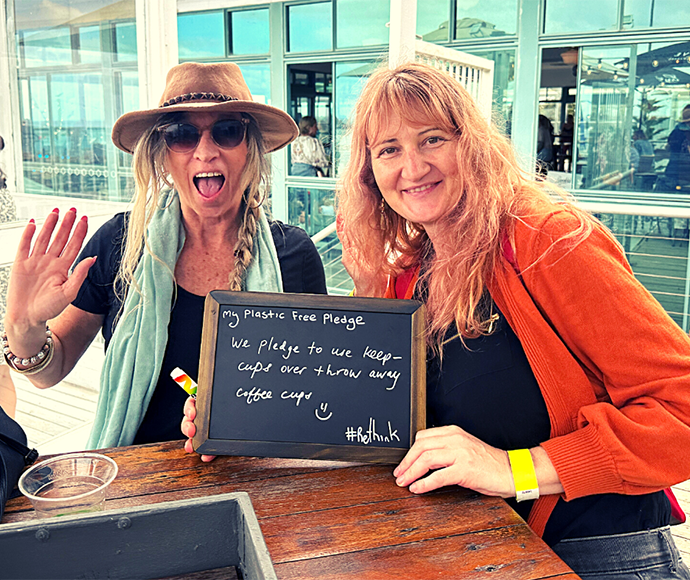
[{"xmin": 1, "ymin": 327, "xmax": 55, "ymax": 375}]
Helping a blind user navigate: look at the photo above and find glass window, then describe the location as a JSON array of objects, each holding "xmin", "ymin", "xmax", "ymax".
[
  {"xmin": 21, "ymin": 28, "xmax": 73, "ymax": 68},
  {"xmin": 20, "ymin": 76, "xmax": 52, "ymax": 167},
  {"xmin": 575, "ymin": 46, "xmax": 634, "ymax": 191},
  {"xmin": 336, "ymin": 0, "xmax": 389, "ymax": 48},
  {"xmin": 15, "ymin": 7, "xmax": 139, "ymax": 203},
  {"xmin": 178, "ymin": 11, "xmax": 226, "ymax": 60},
  {"xmin": 287, "ymin": 186, "xmax": 335, "ymax": 234},
  {"xmin": 417, "ymin": 0, "xmax": 450, "ymax": 42},
  {"xmin": 334, "ymin": 61, "xmax": 376, "ymax": 176},
  {"xmin": 114, "ymin": 22, "xmax": 137, "ymax": 62},
  {"xmin": 623, "ymin": 0, "xmax": 690, "ymax": 29},
  {"xmin": 287, "ymin": 2, "xmax": 332, "ymax": 53},
  {"xmin": 237, "ymin": 64, "xmax": 271, "ymax": 105},
  {"xmin": 288, "ymin": 63, "xmax": 333, "ymax": 176},
  {"xmin": 574, "ymin": 42, "xmax": 690, "ymax": 196},
  {"xmin": 79, "ymin": 26, "xmax": 101, "ymax": 65},
  {"xmin": 455, "ymin": 0, "xmax": 517, "ymax": 38},
  {"xmin": 231, "ymin": 9, "xmax": 270, "ymax": 55},
  {"xmin": 544, "ymin": 0, "xmax": 618, "ymax": 34},
  {"xmin": 465, "ymin": 49, "xmax": 516, "ymax": 137}
]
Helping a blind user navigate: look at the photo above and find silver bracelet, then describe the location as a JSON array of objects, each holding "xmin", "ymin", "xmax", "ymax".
[{"xmin": 1, "ymin": 327, "xmax": 54, "ymax": 375}]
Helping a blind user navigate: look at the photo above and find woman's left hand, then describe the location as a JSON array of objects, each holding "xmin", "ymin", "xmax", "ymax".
[{"xmin": 393, "ymin": 425, "xmax": 514, "ymax": 497}]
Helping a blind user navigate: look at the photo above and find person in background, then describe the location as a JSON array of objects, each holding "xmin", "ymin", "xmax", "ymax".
[
  {"xmin": 336, "ymin": 62, "xmax": 690, "ymax": 579},
  {"xmin": 660, "ymin": 105, "xmax": 690, "ymax": 192},
  {"xmin": 633, "ymin": 129, "xmax": 654, "ymax": 157},
  {"xmin": 3, "ymin": 62, "xmax": 326, "ymax": 449},
  {"xmin": 291, "ymin": 115, "xmax": 330, "ymax": 177},
  {"xmin": 536, "ymin": 114, "xmax": 554, "ymax": 177}
]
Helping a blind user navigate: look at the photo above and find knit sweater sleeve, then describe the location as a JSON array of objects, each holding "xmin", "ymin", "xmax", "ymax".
[{"xmin": 511, "ymin": 204, "xmax": 690, "ymax": 500}]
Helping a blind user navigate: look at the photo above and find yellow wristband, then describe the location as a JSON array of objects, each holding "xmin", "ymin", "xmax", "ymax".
[
  {"xmin": 508, "ymin": 449, "xmax": 539, "ymax": 502},
  {"xmin": 349, "ymin": 288, "xmax": 355, "ymax": 296}
]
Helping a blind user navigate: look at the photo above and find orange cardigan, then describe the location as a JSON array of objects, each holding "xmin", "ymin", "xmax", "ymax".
[{"xmin": 386, "ymin": 200, "xmax": 690, "ymax": 536}]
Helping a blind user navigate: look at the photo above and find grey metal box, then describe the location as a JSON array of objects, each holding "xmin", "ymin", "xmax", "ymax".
[{"xmin": 0, "ymin": 492, "xmax": 276, "ymax": 580}]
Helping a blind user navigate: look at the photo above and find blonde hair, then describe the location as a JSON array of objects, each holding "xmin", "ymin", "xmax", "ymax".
[
  {"xmin": 116, "ymin": 112, "xmax": 269, "ymax": 306},
  {"xmin": 337, "ymin": 62, "xmax": 591, "ymax": 351}
]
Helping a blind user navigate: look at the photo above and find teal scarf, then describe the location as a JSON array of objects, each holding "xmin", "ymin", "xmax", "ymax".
[{"xmin": 87, "ymin": 189, "xmax": 283, "ymax": 449}]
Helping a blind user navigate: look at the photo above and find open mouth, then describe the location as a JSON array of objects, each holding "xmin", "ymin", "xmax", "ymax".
[{"xmin": 193, "ymin": 172, "xmax": 226, "ymax": 198}]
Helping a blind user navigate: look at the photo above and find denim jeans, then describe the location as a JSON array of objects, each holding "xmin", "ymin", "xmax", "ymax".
[{"xmin": 552, "ymin": 527, "xmax": 690, "ymax": 580}]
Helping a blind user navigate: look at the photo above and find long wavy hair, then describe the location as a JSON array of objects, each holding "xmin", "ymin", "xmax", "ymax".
[
  {"xmin": 115, "ymin": 111, "xmax": 270, "ymax": 305},
  {"xmin": 337, "ymin": 62, "xmax": 592, "ymax": 352}
]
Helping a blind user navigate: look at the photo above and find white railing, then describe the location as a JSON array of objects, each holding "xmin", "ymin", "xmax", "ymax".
[
  {"xmin": 413, "ymin": 40, "xmax": 495, "ymax": 124},
  {"xmin": 387, "ymin": 0, "xmax": 494, "ymax": 124}
]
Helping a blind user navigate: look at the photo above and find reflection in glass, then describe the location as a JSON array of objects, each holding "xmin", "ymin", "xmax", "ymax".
[
  {"xmin": 334, "ymin": 61, "xmax": 376, "ymax": 176},
  {"xmin": 237, "ymin": 64, "xmax": 271, "ymax": 105},
  {"xmin": 79, "ymin": 26, "xmax": 101, "ymax": 64},
  {"xmin": 178, "ymin": 11, "xmax": 225, "ymax": 60},
  {"xmin": 114, "ymin": 22, "xmax": 137, "ymax": 62},
  {"xmin": 336, "ymin": 0, "xmax": 389, "ymax": 48},
  {"xmin": 287, "ymin": 2, "xmax": 332, "ymax": 53},
  {"xmin": 15, "ymin": 3, "xmax": 138, "ymax": 202},
  {"xmin": 623, "ymin": 0, "xmax": 690, "ymax": 29},
  {"xmin": 574, "ymin": 42, "xmax": 690, "ymax": 195},
  {"xmin": 287, "ymin": 186, "xmax": 351, "ymax": 293},
  {"xmin": 455, "ymin": 0, "xmax": 517, "ymax": 38},
  {"xmin": 576, "ymin": 47, "xmax": 635, "ymax": 191},
  {"xmin": 231, "ymin": 9, "xmax": 270, "ymax": 55},
  {"xmin": 465, "ymin": 49, "xmax": 515, "ymax": 136},
  {"xmin": 544, "ymin": 0, "xmax": 617, "ymax": 34},
  {"xmin": 417, "ymin": 0, "xmax": 450, "ymax": 41},
  {"xmin": 287, "ymin": 186, "xmax": 335, "ymax": 235},
  {"xmin": 20, "ymin": 28, "xmax": 73, "ymax": 68}
]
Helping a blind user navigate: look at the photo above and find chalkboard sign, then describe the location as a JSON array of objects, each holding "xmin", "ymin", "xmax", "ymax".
[{"xmin": 193, "ymin": 291, "xmax": 426, "ymax": 463}]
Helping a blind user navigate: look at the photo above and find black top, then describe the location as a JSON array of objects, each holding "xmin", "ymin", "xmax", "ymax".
[
  {"xmin": 426, "ymin": 302, "xmax": 669, "ymax": 546},
  {"xmin": 73, "ymin": 212, "xmax": 327, "ymax": 444}
]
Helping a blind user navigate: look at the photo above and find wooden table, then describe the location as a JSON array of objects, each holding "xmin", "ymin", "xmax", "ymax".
[{"xmin": 3, "ymin": 441, "xmax": 579, "ymax": 579}]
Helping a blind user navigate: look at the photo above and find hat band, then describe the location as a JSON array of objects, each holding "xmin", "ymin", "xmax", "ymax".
[{"xmin": 162, "ymin": 92, "xmax": 238, "ymax": 107}]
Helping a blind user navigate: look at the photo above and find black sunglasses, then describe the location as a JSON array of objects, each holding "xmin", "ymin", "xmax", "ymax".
[{"xmin": 157, "ymin": 118, "xmax": 249, "ymax": 153}]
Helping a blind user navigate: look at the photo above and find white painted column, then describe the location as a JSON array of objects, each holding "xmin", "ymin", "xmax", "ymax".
[
  {"xmin": 136, "ymin": 0, "xmax": 179, "ymax": 109},
  {"xmin": 0, "ymin": 0, "xmax": 24, "ymax": 195},
  {"xmin": 388, "ymin": 0, "xmax": 417, "ymax": 68}
]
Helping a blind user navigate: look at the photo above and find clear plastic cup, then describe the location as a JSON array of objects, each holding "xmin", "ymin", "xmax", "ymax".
[{"xmin": 18, "ymin": 452, "xmax": 118, "ymax": 518}]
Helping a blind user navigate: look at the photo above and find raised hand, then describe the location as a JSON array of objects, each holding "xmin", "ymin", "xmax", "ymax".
[
  {"xmin": 5, "ymin": 208, "xmax": 95, "ymax": 357},
  {"xmin": 393, "ymin": 425, "xmax": 515, "ymax": 498},
  {"xmin": 181, "ymin": 396, "xmax": 216, "ymax": 462},
  {"xmin": 336, "ymin": 212, "xmax": 388, "ymax": 297}
]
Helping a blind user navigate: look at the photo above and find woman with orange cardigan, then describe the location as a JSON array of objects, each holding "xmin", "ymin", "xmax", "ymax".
[{"xmin": 337, "ymin": 62, "xmax": 690, "ymax": 579}]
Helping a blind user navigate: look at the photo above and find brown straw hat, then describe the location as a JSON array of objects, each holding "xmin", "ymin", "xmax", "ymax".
[{"xmin": 112, "ymin": 62, "xmax": 298, "ymax": 154}]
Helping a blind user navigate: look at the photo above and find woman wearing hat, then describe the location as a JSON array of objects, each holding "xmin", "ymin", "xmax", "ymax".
[{"xmin": 2, "ymin": 62, "xmax": 326, "ymax": 449}]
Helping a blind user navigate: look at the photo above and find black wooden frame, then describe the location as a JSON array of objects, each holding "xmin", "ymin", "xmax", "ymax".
[{"xmin": 193, "ymin": 291, "xmax": 426, "ymax": 463}]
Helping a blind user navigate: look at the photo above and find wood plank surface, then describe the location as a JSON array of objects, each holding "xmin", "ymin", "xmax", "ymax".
[
  {"xmin": 274, "ymin": 527, "xmax": 574, "ymax": 580},
  {"xmin": 2, "ymin": 441, "xmax": 577, "ymax": 579}
]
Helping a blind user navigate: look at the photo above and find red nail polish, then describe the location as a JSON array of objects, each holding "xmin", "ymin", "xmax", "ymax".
[
  {"xmin": 69, "ymin": 207, "xmax": 76, "ymax": 212},
  {"xmin": 29, "ymin": 218, "xmax": 35, "ymax": 224},
  {"xmin": 52, "ymin": 208, "xmax": 59, "ymax": 213},
  {"xmin": 80, "ymin": 215, "xmax": 88, "ymax": 222}
]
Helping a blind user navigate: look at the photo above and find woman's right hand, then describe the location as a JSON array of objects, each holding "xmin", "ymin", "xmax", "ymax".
[
  {"xmin": 182, "ymin": 397, "xmax": 216, "ymax": 462},
  {"xmin": 336, "ymin": 212, "xmax": 387, "ymax": 297},
  {"xmin": 5, "ymin": 208, "xmax": 95, "ymax": 358}
]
